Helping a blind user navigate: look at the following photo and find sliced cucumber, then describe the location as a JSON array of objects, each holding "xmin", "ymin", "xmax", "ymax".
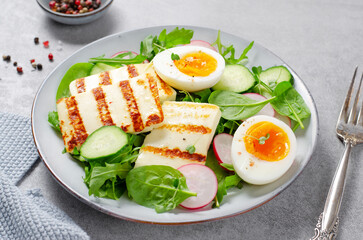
[
  {"xmin": 260, "ymin": 66, "xmax": 293, "ymax": 89},
  {"xmin": 253, "ymin": 66, "xmax": 293, "ymax": 97},
  {"xmin": 212, "ymin": 64, "xmax": 255, "ymax": 93},
  {"xmin": 80, "ymin": 126, "xmax": 128, "ymax": 161},
  {"xmin": 90, "ymin": 63, "xmax": 118, "ymax": 75}
]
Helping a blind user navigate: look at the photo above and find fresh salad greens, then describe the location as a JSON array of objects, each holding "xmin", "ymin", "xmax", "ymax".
[
  {"xmin": 140, "ymin": 27, "xmax": 193, "ymax": 61},
  {"xmin": 48, "ymin": 27, "xmax": 311, "ymax": 213},
  {"xmin": 56, "ymin": 63, "xmax": 94, "ymax": 100},
  {"xmin": 126, "ymin": 165, "xmax": 197, "ymax": 213}
]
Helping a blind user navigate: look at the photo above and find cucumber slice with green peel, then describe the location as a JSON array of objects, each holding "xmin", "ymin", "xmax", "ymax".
[
  {"xmin": 253, "ymin": 66, "xmax": 293, "ymax": 97},
  {"xmin": 90, "ymin": 63, "xmax": 118, "ymax": 75},
  {"xmin": 80, "ymin": 126, "xmax": 128, "ymax": 161},
  {"xmin": 212, "ymin": 64, "xmax": 256, "ymax": 93},
  {"xmin": 260, "ymin": 66, "xmax": 293, "ymax": 89}
]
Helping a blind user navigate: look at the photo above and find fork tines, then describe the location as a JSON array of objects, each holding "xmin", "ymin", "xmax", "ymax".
[{"xmin": 338, "ymin": 67, "xmax": 363, "ymax": 125}]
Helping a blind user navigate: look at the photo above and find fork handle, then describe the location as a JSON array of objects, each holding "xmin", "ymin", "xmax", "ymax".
[{"xmin": 311, "ymin": 141, "xmax": 352, "ymax": 239}]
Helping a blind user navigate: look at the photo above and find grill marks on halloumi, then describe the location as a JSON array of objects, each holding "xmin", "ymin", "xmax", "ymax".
[
  {"xmin": 92, "ymin": 87, "xmax": 114, "ymax": 126},
  {"xmin": 135, "ymin": 101, "xmax": 222, "ymax": 169},
  {"xmin": 127, "ymin": 65, "xmax": 139, "ymax": 78},
  {"xmin": 57, "ymin": 73, "xmax": 164, "ymax": 152},
  {"xmin": 99, "ymin": 71, "xmax": 112, "ymax": 86},
  {"xmin": 63, "ymin": 96, "xmax": 88, "ymax": 151},
  {"xmin": 119, "ymin": 80, "xmax": 144, "ymax": 132},
  {"xmin": 68, "ymin": 63, "xmax": 176, "ymax": 102},
  {"xmin": 142, "ymin": 146, "xmax": 206, "ymax": 163},
  {"xmin": 76, "ymin": 78, "xmax": 86, "ymax": 93}
]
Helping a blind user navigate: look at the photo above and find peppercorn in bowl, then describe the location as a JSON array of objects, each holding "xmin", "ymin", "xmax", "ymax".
[{"xmin": 36, "ymin": 0, "xmax": 113, "ymax": 25}]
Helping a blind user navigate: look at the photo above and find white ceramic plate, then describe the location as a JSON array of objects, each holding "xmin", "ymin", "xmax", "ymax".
[{"xmin": 31, "ymin": 25, "xmax": 318, "ymax": 224}]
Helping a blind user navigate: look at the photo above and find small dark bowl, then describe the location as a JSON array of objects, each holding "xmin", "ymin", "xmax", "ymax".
[{"xmin": 36, "ymin": 0, "xmax": 113, "ymax": 25}]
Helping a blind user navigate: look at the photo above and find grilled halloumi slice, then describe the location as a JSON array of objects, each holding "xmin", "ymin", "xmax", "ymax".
[
  {"xmin": 69, "ymin": 63, "xmax": 176, "ymax": 102},
  {"xmin": 135, "ymin": 101, "xmax": 221, "ymax": 169},
  {"xmin": 57, "ymin": 73, "xmax": 164, "ymax": 152}
]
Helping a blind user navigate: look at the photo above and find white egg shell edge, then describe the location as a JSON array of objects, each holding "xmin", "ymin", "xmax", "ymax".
[
  {"xmin": 152, "ymin": 46, "xmax": 225, "ymax": 92},
  {"xmin": 231, "ymin": 115, "xmax": 297, "ymax": 185}
]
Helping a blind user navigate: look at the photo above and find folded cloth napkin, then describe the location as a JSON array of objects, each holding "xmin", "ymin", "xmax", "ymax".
[{"xmin": 0, "ymin": 112, "xmax": 89, "ymax": 240}]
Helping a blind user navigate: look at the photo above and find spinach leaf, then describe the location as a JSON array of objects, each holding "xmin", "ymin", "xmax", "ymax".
[
  {"xmin": 126, "ymin": 165, "xmax": 197, "ymax": 213},
  {"xmin": 87, "ymin": 162, "xmax": 132, "ymax": 198},
  {"xmin": 271, "ymin": 85, "xmax": 311, "ymax": 129},
  {"xmin": 47, "ymin": 111, "xmax": 60, "ymax": 132},
  {"xmin": 212, "ymin": 30, "xmax": 254, "ymax": 65},
  {"xmin": 193, "ymin": 88, "xmax": 212, "ymax": 103},
  {"xmin": 208, "ymin": 90, "xmax": 275, "ymax": 120},
  {"xmin": 56, "ymin": 63, "xmax": 94, "ymax": 101}
]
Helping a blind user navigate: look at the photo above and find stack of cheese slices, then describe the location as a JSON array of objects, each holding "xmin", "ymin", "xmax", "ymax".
[{"xmin": 56, "ymin": 63, "xmax": 221, "ymax": 168}]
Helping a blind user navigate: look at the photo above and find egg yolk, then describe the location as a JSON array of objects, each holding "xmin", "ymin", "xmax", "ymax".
[
  {"xmin": 244, "ymin": 121, "xmax": 290, "ymax": 162},
  {"xmin": 174, "ymin": 51, "xmax": 217, "ymax": 77}
]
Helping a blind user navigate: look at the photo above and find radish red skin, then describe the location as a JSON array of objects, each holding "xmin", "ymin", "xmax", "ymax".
[
  {"xmin": 242, "ymin": 93, "xmax": 275, "ymax": 119},
  {"xmin": 111, "ymin": 51, "xmax": 149, "ymax": 63},
  {"xmin": 213, "ymin": 133, "xmax": 234, "ymax": 172},
  {"xmin": 177, "ymin": 164, "xmax": 218, "ymax": 210},
  {"xmin": 185, "ymin": 40, "xmax": 217, "ymax": 51}
]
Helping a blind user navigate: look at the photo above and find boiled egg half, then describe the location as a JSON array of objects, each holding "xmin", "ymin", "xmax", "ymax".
[
  {"xmin": 152, "ymin": 46, "xmax": 225, "ymax": 92},
  {"xmin": 231, "ymin": 115, "xmax": 297, "ymax": 185}
]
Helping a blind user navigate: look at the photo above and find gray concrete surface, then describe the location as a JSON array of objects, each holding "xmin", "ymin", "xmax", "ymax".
[{"xmin": 1, "ymin": 0, "xmax": 363, "ymax": 239}]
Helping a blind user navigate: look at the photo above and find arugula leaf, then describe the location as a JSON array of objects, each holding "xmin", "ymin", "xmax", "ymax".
[
  {"xmin": 56, "ymin": 63, "xmax": 94, "ymax": 101},
  {"xmin": 140, "ymin": 35, "xmax": 158, "ymax": 61},
  {"xmin": 87, "ymin": 162, "xmax": 132, "ymax": 199},
  {"xmin": 205, "ymin": 150, "xmax": 243, "ymax": 208},
  {"xmin": 140, "ymin": 27, "xmax": 194, "ymax": 62},
  {"xmin": 212, "ymin": 30, "xmax": 254, "ymax": 65},
  {"xmin": 88, "ymin": 54, "xmax": 147, "ymax": 66},
  {"xmin": 126, "ymin": 165, "xmax": 197, "ymax": 213},
  {"xmin": 47, "ymin": 111, "xmax": 60, "ymax": 132},
  {"xmin": 208, "ymin": 90, "xmax": 275, "ymax": 120}
]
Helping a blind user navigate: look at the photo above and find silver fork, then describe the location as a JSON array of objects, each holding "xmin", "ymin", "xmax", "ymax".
[{"xmin": 310, "ymin": 67, "xmax": 363, "ymax": 240}]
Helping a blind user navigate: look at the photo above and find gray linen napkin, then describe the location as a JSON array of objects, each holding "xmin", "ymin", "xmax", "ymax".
[{"xmin": 0, "ymin": 112, "xmax": 90, "ymax": 240}]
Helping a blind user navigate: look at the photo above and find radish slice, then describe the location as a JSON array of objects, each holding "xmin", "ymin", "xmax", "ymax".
[
  {"xmin": 111, "ymin": 51, "xmax": 149, "ymax": 63},
  {"xmin": 213, "ymin": 133, "xmax": 233, "ymax": 170},
  {"xmin": 185, "ymin": 40, "xmax": 217, "ymax": 52},
  {"xmin": 274, "ymin": 112, "xmax": 292, "ymax": 127},
  {"xmin": 178, "ymin": 164, "xmax": 218, "ymax": 209},
  {"xmin": 111, "ymin": 51, "xmax": 139, "ymax": 58},
  {"xmin": 242, "ymin": 93, "xmax": 275, "ymax": 120}
]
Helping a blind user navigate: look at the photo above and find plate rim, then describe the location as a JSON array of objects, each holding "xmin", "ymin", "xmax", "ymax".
[{"xmin": 31, "ymin": 24, "xmax": 319, "ymax": 225}]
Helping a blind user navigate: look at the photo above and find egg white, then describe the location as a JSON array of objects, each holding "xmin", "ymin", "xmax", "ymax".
[
  {"xmin": 152, "ymin": 46, "xmax": 225, "ymax": 92},
  {"xmin": 231, "ymin": 115, "xmax": 297, "ymax": 185}
]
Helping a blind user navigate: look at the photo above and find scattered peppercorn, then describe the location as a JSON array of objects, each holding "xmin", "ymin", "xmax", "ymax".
[
  {"xmin": 2, "ymin": 55, "xmax": 11, "ymax": 61},
  {"xmin": 34, "ymin": 37, "xmax": 39, "ymax": 44},
  {"xmin": 48, "ymin": 53, "xmax": 54, "ymax": 61},
  {"xmin": 37, "ymin": 64, "xmax": 43, "ymax": 70},
  {"xmin": 32, "ymin": 62, "xmax": 37, "ymax": 68},
  {"xmin": 49, "ymin": 0, "xmax": 101, "ymax": 14},
  {"xmin": 43, "ymin": 41, "xmax": 49, "ymax": 48},
  {"xmin": 16, "ymin": 67, "xmax": 23, "ymax": 74},
  {"xmin": 13, "ymin": 62, "xmax": 17, "ymax": 67},
  {"xmin": 30, "ymin": 59, "xmax": 35, "ymax": 63}
]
